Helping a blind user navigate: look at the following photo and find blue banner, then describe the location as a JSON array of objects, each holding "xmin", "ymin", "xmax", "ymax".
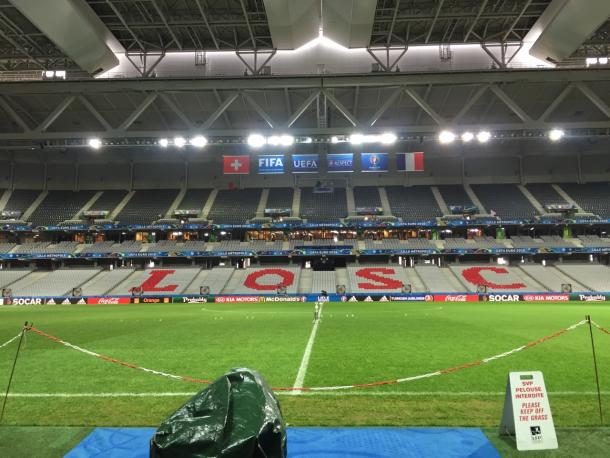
[
  {"xmin": 258, "ymin": 155, "xmax": 284, "ymax": 174},
  {"xmin": 361, "ymin": 153, "xmax": 388, "ymax": 172},
  {"xmin": 292, "ymin": 154, "xmax": 319, "ymax": 173},
  {"xmin": 327, "ymin": 153, "xmax": 354, "ymax": 172}
]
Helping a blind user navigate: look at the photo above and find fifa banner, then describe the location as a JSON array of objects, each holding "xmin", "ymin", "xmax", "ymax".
[
  {"xmin": 223, "ymin": 155, "xmax": 250, "ymax": 174},
  {"xmin": 397, "ymin": 152, "xmax": 424, "ymax": 172},
  {"xmin": 327, "ymin": 153, "xmax": 354, "ymax": 172},
  {"xmin": 292, "ymin": 154, "xmax": 319, "ymax": 173},
  {"xmin": 258, "ymin": 155, "xmax": 284, "ymax": 174},
  {"xmin": 361, "ymin": 153, "xmax": 389, "ymax": 172},
  {"xmin": 500, "ymin": 372, "xmax": 557, "ymax": 451}
]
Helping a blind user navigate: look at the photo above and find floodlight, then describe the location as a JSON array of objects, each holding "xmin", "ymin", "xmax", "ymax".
[
  {"xmin": 173, "ymin": 137, "xmax": 186, "ymax": 148},
  {"xmin": 549, "ymin": 129, "xmax": 564, "ymax": 142},
  {"xmin": 476, "ymin": 131, "xmax": 491, "ymax": 143},
  {"xmin": 461, "ymin": 132, "xmax": 474, "ymax": 142},
  {"xmin": 190, "ymin": 136, "xmax": 208, "ymax": 147},
  {"xmin": 88, "ymin": 138, "xmax": 101, "ymax": 149},
  {"xmin": 586, "ymin": 57, "xmax": 598, "ymax": 66},
  {"xmin": 247, "ymin": 134, "xmax": 266, "ymax": 148},
  {"xmin": 599, "ymin": 57, "xmax": 608, "ymax": 65},
  {"xmin": 349, "ymin": 133, "xmax": 365, "ymax": 144},
  {"xmin": 159, "ymin": 138, "xmax": 169, "ymax": 147},
  {"xmin": 438, "ymin": 130, "xmax": 456, "ymax": 144},
  {"xmin": 379, "ymin": 132, "xmax": 397, "ymax": 144},
  {"xmin": 279, "ymin": 134, "xmax": 294, "ymax": 146}
]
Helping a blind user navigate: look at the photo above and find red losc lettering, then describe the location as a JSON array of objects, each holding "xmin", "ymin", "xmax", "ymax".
[
  {"xmin": 243, "ymin": 268, "xmax": 294, "ymax": 291},
  {"xmin": 461, "ymin": 267, "xmax": 525, "ymax": 290},
  {"xmin": 356, "ymin": 268, "xmax": 403, "ymax": 290},
  {"xmin": 139, "ymin": 270, "xmax": 178, "ymax": 292}
]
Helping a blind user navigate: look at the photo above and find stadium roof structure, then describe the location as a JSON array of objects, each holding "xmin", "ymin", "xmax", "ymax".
[{"xmin": 0, "ymin": 1, "xmax": 607, "ymax": 152}]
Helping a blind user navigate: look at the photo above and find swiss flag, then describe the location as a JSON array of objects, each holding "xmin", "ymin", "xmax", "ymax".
[
  {"xmin": 223, "ymin": 155, "xmax": 250, "ymax": 174},
  {"xmin": 397, "ymin": 152, "xmax": 424, "ymax": 172}
]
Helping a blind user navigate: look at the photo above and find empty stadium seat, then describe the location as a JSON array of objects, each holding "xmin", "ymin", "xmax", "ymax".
[
  {"xmin": 559, "ymin": 183, "xmax": 610, "ymax": 218},
  {"xmin": 207, "ymin": 189, "xmax": 262, "ymax": 224},
  {"xmin": 116, "ymin": 189, "xmax": 180, "ymax": 225},
  {"xmin": 385, "ymin": 186, "xmax": 442, "ymax": 221},
  {"xmin": 353, "ymin": 187, "xmax": 382, "ymax": 209},
  {"xmin": 299, "ymin": 187, "xmax": 347, "ymax": 223},
  {"xmin": 470, "ymin": 184, "xmax": 537, "ymax": 220},
  {"xmin": 10, "ymin": 268, "xmax": 101, "ymax": 296},
  {"xmin": 29, "ymin": 191, "xmax": 96, "ymax": 226}
]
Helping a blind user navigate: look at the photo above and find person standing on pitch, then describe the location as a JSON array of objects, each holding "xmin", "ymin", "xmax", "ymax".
[{"xmin": 313, "ymin": 302, "xmax": 320, "ymax": 323}]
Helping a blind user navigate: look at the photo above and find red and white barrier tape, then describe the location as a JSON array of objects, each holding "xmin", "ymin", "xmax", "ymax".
[
  {"xmin": 27, "ymin": 327, "xmax": 211, "ymax": 384},
  {"xmin": 0, "ymin": 333, "xmax": 21, "ymax": 350},
  {"xmin": 27, "ymin": 320, "xmax": 587, "ymax": 392},
  {"xmin": 591, "ymin": 320, "xmax": 610, "ymax": 336}
]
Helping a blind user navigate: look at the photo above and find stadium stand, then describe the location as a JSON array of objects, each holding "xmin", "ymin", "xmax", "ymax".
[
  {"xmin": 437, "ymin": 185, "xmax": 474, "ymax": 208},
  {"xmin": 311, "ymin": 270, "xmax": 337, "ymax": 294},
  {"xmin": 108, "ymin": 267, "xmax": 201, "ymax": 295},
  {"xmin": 79, "ymin": 241, "xmax": 115, "ymax": 254},
  {"xmin": 227, "ymin": 266, "xmax": 301, "ymax": 294},
  {"xmin": 519, "ymin": 264, "xmax": 586, "ymax": 292},
  {"xmin": 80, "ymin": 268, "xmax": 136, "ymax": 295},
  {"xmin": 509, "ymin": 236, "xmax": 544, "ymax": 248},
  {"xmin": 353, "ymin": 187, "xmax": 382, "ymax": 208},
  {"xmin": 346, "ymin": 264, "xmax": 410, "ymax": 292},
  {"xmin": 181, "ymin": 240, "xmax": 208, "ymax": 252},
  {"xmin": 449, "ymin": 264, "xmax": 543, "ymax": 291},
  {"xmin": 207, "ymin": 189, "xmax": 262, "ymax": 224},
  {"xmin": 29, "ymin": 191, "xmax": 95, "ymax": 226},
  {"xmin": 116, "ymin": 189, "xmax": 180, "ymax": 225},
  {"xmin": 299, "ymin": 187, "xmax": 347, "ymax": 223},
  {"xmin": 194, "ymin": 267, "xmax": 234, "ymax": 294},
  {"xmin": 525, "ymin": 184, "xmax": 568, "ymax": 207},
  {"xmin": 87, "ymin": 190, "xmax": 127, "ymax": 213},
  {"xmin": 9, "ymin": 268, "xmax": 100, "ymax": 296},
  {"xmin": 2, "ymin": 190, "xmax": 40, "ymax": 215},
  {"xmin": 0, "ymin": 269, "xmax": 32, "ymax": 288},
  {"xmin": 472, "ymin": 236, "xmax": 506, "ymax": 249},
  {"xmin": 0, "ymin": 243, "xmax": 16, "ymax": 254},
  {"xmin": 578, "ymin": 235, "xmax": 610, "ymax": 247},
  {"xmin": 539, "ymin": 235, "xmax": 576, "ymax": 248},
  {"xmin": 554, "ymin": 263, "xmax": 610, "ymax": 291},
  {"xmin": 470, "ymin": 184, "xmax": 538, "ymax": 219},
  {"xmin": 266, "ymin": 187, "xmax": 294, "ymax": 210},
  {"xmin": 175, "ymin": 189, "xmax": 212, "ymax": 214},
  {"xmin": 414, "ymin": 265, "xmax": 465, "ymax": 292},
  {"xmin": 12, "ymin": 242, "xmax": 51, "ymax": 254},
  {"xmin": 558, "ymin": 183, "xmax": 610, "ymax": 217},
  {"xmin": 385, "ymin": 186, "xmax": 442, "ymax": 221}
]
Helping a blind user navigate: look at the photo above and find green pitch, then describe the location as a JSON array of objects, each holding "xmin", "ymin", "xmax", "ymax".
[{"xmin": 0, "ymin": 301, "xmax": 609, "ymax": 428}]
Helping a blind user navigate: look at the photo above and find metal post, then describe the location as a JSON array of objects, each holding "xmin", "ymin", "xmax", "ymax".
[
  {"xmin": 0, "ymin": 322, "xmax": 29, "ymax": 424},
  {"xmin": 586, "ymin": 315, "xmax": 604, "ymax": 425}
]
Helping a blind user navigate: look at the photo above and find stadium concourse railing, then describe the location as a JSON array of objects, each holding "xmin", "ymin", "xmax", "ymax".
[{"xmin": 2, "ymin": 292, "xmax": 610, "ymax": 306}]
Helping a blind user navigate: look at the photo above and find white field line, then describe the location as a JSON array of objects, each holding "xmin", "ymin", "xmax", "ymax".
[
  {"xmin": 5, "ymin": 391, "xmax": 610, "ymax": 398},
  {"xmin": 291, "ymin": 303, "xmax": 323, "ymax": 395}
]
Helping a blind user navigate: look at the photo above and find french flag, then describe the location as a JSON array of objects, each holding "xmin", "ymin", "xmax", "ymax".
[{"xmin": 397, "ymin": 152, "xmax": 424, "ymax": 172}]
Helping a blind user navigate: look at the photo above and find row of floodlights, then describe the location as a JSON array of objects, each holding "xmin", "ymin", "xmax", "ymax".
[
  {"xmin": 87, "ymin": 129, "xmax": 566, "ymax": 150},
  {"xmin": 87, "ymin": 132, "xmax": 398, "ymax": 149},
  {"xmin": 437, "ymin": 129, "xmax": 565, "ymax": 144}
]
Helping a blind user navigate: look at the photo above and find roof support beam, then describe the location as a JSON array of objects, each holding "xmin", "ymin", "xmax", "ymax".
[
  {"xmin": 453, "ymin": 84, "xmax": 488, "ymax": 123},
  {"xmin": 150, "ymin": 0, "xmax": 182, "ymax": 50},
  {"xmin": 368, "ymin": 87, "xmax": 402, "ymax": 126},
  {"xmin": 537, "ymin": 84, "xmax": 574, "ymax": 122},
  {"xmin": 464, "ymin": 0, "xmax": 488, "ymax": 42},
  {"xmin": 0, "ymin": 95, "xmax": 30, "ymax": 132},
  {"xmin": 118, "ymin": 93, "xmax": 157, "ymax": 131},
  {"xmin": 501, "ymin": 0, "xmax": 532, "ymax": 42},
  {"xmin": 241, "ymin": 91, "xmax": 275, "ymax": 128},
  {"xmin": 489, "ymin": 84, "xmax": 533, "ymax": 123},
  {"xmin": 106, "ymin": 0, "xmax": 145, "ymax": 51},
  {"xmin": 159, "ymin": 93, "xmax": 194, "ymax": 130},
  {"xmin": 239, "ymin": 0, "xmax": 257, "ymax": 49},
  {"xmin": 386, "ymin": 0, "xmax": 401, "ymax": 44},
  {"xmin": 425, "ymin": 0, "xmax": 445, "ymax": 44},
  {"xmin": 283, "ymin": 90, "xmax": 320, "ymax": 128},
  {"xmin": 78, "ymin": 94, "xmax": 113, "ymax": 131},
  {"xmin": 403, "ymin": 87, "xmax": 445, "ymax": 125},
  {"xmin": 203, "ymin": 92, "xmax": 239, "ymax": 129},
  {"xmin": 194, "ymin": 0, "xmax": 219, "ymax": 49},
  {"xmin": 574, "ymin": 82, "xmax": 610, "ymax": 118},
  {"xmin": 37, "ymin": 95, "xmax": 76, "ymax": 132},
  {"xmin": 322, "ymin": 89, "xmax": 359, "ymax": 127}
]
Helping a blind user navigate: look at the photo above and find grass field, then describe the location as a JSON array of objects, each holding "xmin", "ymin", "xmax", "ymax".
[{"xmin": 0, "ymin": 300, "xmax": 609, "ymax": 436}]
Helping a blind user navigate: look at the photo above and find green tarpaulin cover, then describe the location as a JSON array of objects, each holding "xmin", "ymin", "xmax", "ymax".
[{"xmin": 150, "ymin": 368, "xmax": 287, "ymax": 458}]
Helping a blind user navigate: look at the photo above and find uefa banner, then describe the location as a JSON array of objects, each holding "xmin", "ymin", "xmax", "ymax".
[
  {"xmin": 361, "ymin": 153, "xmax": 389, "ymax": 172},
  {"xmin": 258, "ymin": 155, "xmax": 285, "ymax": 174},
  {"xmin": 292, "ymin": 154, "xmax": 319, "ymax": 173},
  {"xmin": 327, "ymin": 153, "xmax": 354, "ymax": 172}
]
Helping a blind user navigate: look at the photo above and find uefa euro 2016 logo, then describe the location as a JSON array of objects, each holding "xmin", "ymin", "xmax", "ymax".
[{"xmin": 369, "ymin": 154, "xmax": 379, "ymax": 167}]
